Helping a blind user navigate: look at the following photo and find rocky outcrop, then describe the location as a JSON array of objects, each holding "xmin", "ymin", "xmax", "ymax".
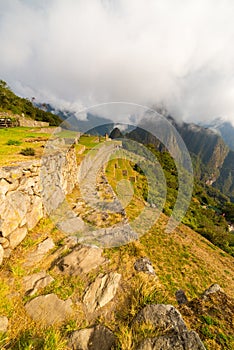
[
  {"xmin": 136, "ymin": 331, "xmax": 205, "ymax": 350},
  {"xmin": 133, "ymin": 304, "xmax": 205, "ymax": 350}
]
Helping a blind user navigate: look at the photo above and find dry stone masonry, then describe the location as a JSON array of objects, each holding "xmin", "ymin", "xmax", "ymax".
[{"xmin": 0, "ymin": 145, "xmax": 79, "ymax": 264}]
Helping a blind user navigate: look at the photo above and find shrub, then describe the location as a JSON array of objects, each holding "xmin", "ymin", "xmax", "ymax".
[
  {"xmin": 6, "ymin": 139, "xmax": 21, "ymax": 146},
  {"xmin": 20, "ymin": 147, "xmax": 35, "ymax": 156}
]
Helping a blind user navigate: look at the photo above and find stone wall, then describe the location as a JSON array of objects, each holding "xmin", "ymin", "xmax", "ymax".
[
  {"xmin": 0, "ymin": 113, "xmax": 49, "ymax": 128},
  {"xmin": 18, "ymin": 116, "xmax": 49, "ymax": 127},
  {"xmin": 0, "ymin": 145, "xmax": 78, "ymax": 265}
]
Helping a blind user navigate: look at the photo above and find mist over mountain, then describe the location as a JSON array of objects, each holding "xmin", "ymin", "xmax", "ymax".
[
  {"xmin": 200, "ymin": 118, "xmax": 234, "ymax": 151},
  {"xmin": 1, "ymin": 0, "xmax": 234, "ymax": 126}
]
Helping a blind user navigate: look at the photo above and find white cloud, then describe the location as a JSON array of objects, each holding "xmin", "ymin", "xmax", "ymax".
[{"xmin": 1, "ymin": 0, "xmax": 234, "ymax": 124}]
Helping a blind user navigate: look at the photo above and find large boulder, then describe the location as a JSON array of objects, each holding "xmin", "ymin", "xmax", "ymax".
[
  {"xmin": 133, "ymin": 304, "xmax": 187, "ymax": 334},
  {"xmin": 136, "ymin": 331, "xmax": 206, "ymax": 350},
  {"xmin": 68, "ymin": 325, "xmax": 117, "ymax": 350},
  {"xmin": 133, "ymin": 304, "xmax": 205, "ymax": 350}
]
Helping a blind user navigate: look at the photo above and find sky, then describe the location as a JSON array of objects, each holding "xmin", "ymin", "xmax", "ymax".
[{"xmin": 1, "ymin": 0, "xmax": 234, "ymax": 124}]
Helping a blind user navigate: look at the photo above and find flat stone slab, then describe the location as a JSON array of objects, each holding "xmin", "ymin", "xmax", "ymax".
[
  {"xmin": 23, "ymin": 271, "xmax": 54, "ymax": 296},
  {"xmin": 57, "ymin": 217, "xmax": 85, "ymax": 235},
  {"xmin": 25, "ymin": 293, "xmax": 73, "ymax": 325},
  {"xmin": 56, "ymin": 245, "xmax": 106, "ymax": 275},
  {"xmin": 83, "ymin": 272, "xmax": 121, "ymax": 313},
  {"xmin": 24, "ymin": 237, "xmax": 55, "ymax": 266},
  {"xmin": 78, "ymin": 223, "xmax": 138, "ymax": 248},
  {"xmin": 68, "ymin": 325, "xmax": 117, "ymax": 350},
  {"xmin": 0, "ymin": 316, "xmax": 8, "ymax": 333}
]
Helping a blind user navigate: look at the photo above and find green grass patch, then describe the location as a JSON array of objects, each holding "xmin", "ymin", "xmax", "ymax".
[
  {"xmin": 6, "ymin": 139, "xmax": 22, "ymax": 146},
  {"xmin": 0, "ymin": 127, "xmax": 51, "ymax": 165}
]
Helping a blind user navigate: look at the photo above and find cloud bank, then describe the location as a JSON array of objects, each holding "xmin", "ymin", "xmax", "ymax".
[{"xmin": 1, "ymin": 0, "xmax": 234, "ymax": 124}]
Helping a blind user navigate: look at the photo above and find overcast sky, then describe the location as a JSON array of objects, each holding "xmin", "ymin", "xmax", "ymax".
[{"xmin": 1, "ymin": 0, "xmax": 234, "ymax": 124}]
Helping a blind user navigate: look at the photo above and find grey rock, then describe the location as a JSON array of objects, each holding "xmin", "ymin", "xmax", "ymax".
[
  {"xmin": 134, "ymin": 304, "xmax": 205, "ymax": 350},
  {"xmin": 83, "ymin": 272, "xmax": 121, "ymax": 313},
  {"xmin": 133, "ymin": 304, "xmax": 187, "ymax": 334},
  {"xmin": 57, "ymin": 245, "xmax": 106, "ymax": 275},
  {"xmin": 134, "ymin": 257, "xmax": 156, "ymax": 275},
  {"xmin": 25, "ymin": 293, "xmax": 73, "ymax": 325},
  {"xmin": 57, "ymin": 217, "xmax": 85, "ymax": 235},
  {"xmin": 0, "ymin": 316, "xmax": 8, "ymax": 333},
  {"xmin": 68, "ymin": 325, "xmax": 116, "ymax": 350},
  {"xmin": 136, "ymin": 331, "xmax": 206, "ymax": 350},
  {"xmin": 202, "ymin": 284, "xmax": 221, "ymax": 299},
  {"xmin": 175, "ymin": 290, "xmax": 188, "ymax": 305},
  {"xmin": 78, "ymin": 223, "xmax": 138, "ymax": 248},
  {"xmin": 23, "ymin": 271, "xmax": 54, "ymax": 296}
]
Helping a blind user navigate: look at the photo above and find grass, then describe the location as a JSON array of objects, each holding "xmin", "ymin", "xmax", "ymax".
[
  {"xmin": 0, "ymin": 211, "xmax": 233, "ymax": 350},
  {"xmin": 0, "ymin": 134, "xmax": 234, "ymax": 349},
  {"xmin": 105, "ymin": 157, "xmax": 147, "ymax": 221},
  {"xmin": 79, "ymin": 134, "xmax": 101, "ymax": 149},
  {"xmin": 0, "ymin": 127, "xmax": 52, "ymax": 165}
]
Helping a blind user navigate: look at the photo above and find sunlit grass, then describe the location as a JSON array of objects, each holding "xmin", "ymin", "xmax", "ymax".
[{"xmin": 0, "ymin": 127, "xmax": 51, "ymax": 165}]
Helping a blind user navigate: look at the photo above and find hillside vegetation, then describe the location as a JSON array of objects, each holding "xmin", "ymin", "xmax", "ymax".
[
  {"xmin": 0, "ymin": 209, "xmax": 233, "ymax": 349},
  {"xmin": 116, "ymin": 140, "xmax": 234, "ymax": 257},
  {"xmin": 0, "ymin": 80, "xmax": 61, "ymax": 126}
]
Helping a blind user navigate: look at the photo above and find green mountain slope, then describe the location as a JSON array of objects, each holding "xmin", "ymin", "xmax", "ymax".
[{"xmin": 0, "ymin": 80, "xmax": 61, "ymax": 126}]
